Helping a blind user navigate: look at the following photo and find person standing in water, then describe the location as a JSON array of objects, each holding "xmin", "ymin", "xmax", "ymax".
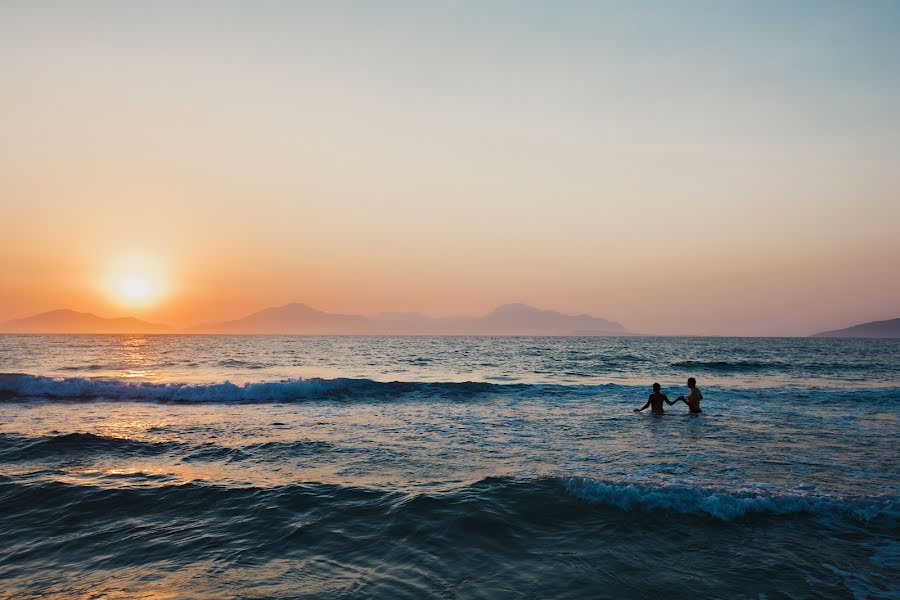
[
  {"xmin": 634, "ymin": 383, "xmax": 677, "ymax": 415},
  {"xmin": 676, "ymin": 377, "xmax": 703, "ymax": 414}
]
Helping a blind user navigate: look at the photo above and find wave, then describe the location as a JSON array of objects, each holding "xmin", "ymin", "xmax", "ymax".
[
  {"xmin": 9, "ymin": 431, "xmax": 893, "ymax": 525},
  {"xmin": 2, "ymin": 373, "xmax": 897, "ymax": 404},
  {"xmin": 669, "ymin": 358, "xmax": 888, "ymax": 373},
  {"xmin": 0, "ymin": 476, "xmax": 893, "ymax": 600},
  {"xmin": 0, "ymin": 432, "xmax": 339, "ymax": 462},
  {"xmin": 0, "ymin": 432, "xmax": 182, "ymax": 460},
  {"xmin": 0, "ymin": 373, "xmax": 622, "ymax": 403},
  {"xmin": 0, "ymin": 373, "xmax": 518, "ymax": 402},
  {"xmin": 670, "ymin": 360, "xmax": 785, "ymax": 372},
  {"xmin": 0, "ymin": 473, "xmax": 894, "ymax": 526},
  {"xmin": 180, "ymin": 440, "xmax": 339, "ymax": 462},
  {"xmin": 561, "ymin": 477, "xmax": 898, "ymax": 523},
  {"xmin": 216, "ymin": 359, "xmax": 268, "ymax": 369}
]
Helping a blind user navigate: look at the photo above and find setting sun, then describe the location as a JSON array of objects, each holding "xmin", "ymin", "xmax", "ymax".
[
  {"xmin": 102, "ymin": 256, "xmax": 168, "ymax": 309},
  {"xmin": 116, "ymin": 274, "xmax": 156, "ymax": 305}
]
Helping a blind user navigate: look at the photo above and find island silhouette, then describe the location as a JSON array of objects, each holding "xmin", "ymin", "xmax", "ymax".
[
  {"xmin": 0, "ymin": 309, "xmax": 171, "ymax": 334},
  {"xmin": 6, "ymin": 306, "xmax": 897, "ymax": 337},
  {"xmin": 812, "ymin": 318, "xmax": 900, "ymax": 339},
  {"xmin": 1, "ymin": 303, "xmax": 629, "ymax": 336}
]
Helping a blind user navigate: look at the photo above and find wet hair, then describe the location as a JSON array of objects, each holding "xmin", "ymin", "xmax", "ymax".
[
  {"xmin": 687, "ymin": 377, "xmax": 696, "ymax": 387},
  {"xmin": 652, "ymin": 382, "xmax": 661, "ymax": 391}
]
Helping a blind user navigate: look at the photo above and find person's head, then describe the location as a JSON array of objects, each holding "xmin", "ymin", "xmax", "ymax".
[
  {"xmin": 687, "ymin": 377, "xmax": 696, "ymax": 388},
  {"xmin": 652, "ymin": 382, "xmax": 661, "ymax": 393}
]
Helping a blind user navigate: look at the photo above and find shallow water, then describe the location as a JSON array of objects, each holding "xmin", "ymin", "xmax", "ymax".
[{"xmin": 0, "ymin": 335, "xmax": 897, "ymax": 598}]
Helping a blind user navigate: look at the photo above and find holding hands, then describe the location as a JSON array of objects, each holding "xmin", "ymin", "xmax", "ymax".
[{"xmin": 633, "ymin": 379, "xmax": 702, "ymax": 414}]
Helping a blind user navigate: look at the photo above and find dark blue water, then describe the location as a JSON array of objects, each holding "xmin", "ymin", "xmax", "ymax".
[{"xmin": 0, "ymin": 336, "xmax": 897, "ymax": 598}]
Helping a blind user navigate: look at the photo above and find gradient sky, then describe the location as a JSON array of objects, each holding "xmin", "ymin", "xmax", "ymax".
[{"xmin": 2, "ymin": 1, "xmax": 899, "ymax": 335}]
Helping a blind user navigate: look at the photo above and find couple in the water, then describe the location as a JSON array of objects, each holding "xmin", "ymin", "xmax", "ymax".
[{"xmin": 634, "ymin": 377, "xmax": 703, "ymax": 415}]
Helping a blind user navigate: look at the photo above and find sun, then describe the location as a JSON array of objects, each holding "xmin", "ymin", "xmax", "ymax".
[
  {"xmin": 111, "ymin": 271, "xmax": 164, "ymax": 307},
  {"xmin": 117, "ymin": 274, "xmax": 155, "ymax": 305},
  {"xmin": 103, "ymin": 257, "xmax": 168, "ymax": 309}
]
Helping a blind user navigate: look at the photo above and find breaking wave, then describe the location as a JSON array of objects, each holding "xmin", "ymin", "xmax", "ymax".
[
  {"xmin": 0, "ymin": 373, "xmax": 646, "ymax": 403},
  {"xmin": 562, "ymin": 477, "xmax": 898, "ymax": 523},
  {"xmin": 0, "ymin": 373, "xmax": 516, "ymax": 402},
  {"xmin": 0, "ymin": 473, "xmax": 894, "ymax": 526}
]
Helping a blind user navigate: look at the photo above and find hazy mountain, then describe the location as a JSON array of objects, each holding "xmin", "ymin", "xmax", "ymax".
[
  {"xmin": 475, "ymin": 303, "xmax": 626, "ymax": 336},
  {"xmin": 193, "ymin": 303, "xmax": 371, "ymax": 334},
  {"xmin": 193, "ymin": 302, "xmax": 629, "ymax": 336},
  {"xmin": 0, "ymin": 309, "xmax": 171, "ymax": 334},
  {"xmin": 812, "ymin": 318, "xmax": 900, "ymax": 338}
]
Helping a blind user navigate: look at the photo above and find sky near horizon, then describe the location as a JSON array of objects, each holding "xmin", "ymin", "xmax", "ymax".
[{"xmin": 1, "ymin": 1, "xmax": 899, "ymax": 335}]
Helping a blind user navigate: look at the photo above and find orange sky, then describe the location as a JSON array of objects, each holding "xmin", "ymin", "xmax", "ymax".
[{"xmin": 2, "ymin": 2, "xmax": 898, "ymax": 336}]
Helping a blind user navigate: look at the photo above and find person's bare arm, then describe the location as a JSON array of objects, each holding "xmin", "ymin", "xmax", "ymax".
[
  {"xmin": 664, "ymin": 395, "xmax": 677, "ymax": 406},
  {"xmin": 634, "ymin": 397, "xmax": 651, "ymax": 412}
]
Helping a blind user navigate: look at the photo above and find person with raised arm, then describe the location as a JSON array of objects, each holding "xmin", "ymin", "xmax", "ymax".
[{"xmin": 634, "ymin": 382, "xmax": 678, "ymax": 415}]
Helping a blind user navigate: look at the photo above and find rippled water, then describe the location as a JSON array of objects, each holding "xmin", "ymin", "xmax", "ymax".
[{"xmin": 0, "ymin": 335, "xmax": 897, "ymax": 598}]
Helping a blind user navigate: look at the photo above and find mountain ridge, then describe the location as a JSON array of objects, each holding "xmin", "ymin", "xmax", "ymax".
[
  {"xmin": 1, "ymin": 303, "xmax": 631, "ymax": 336},
  {"xmin": 192, "ymin": 302, "xmax": 369, "ymax": 335},
  {"xmin": 0, "ymin": 309, "xmax": 171, "ymax": 334},
  {"xmin": 191, "ymin": 302, "xmax": 630, "ymax": 336},
  {"xmin": 812, "ymin": 318, "xmax": 900, "ymax": 338}
]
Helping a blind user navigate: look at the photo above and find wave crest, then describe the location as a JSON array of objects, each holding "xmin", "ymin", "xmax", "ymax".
[
  {"xmin": 0, "ymin": 432, "xmax": 180, "ymax": 461},
  {"xmin": 670, "ymin": 360, "xmax": 781, "ymax": 372},
  {"xmin": 0, "ymin": 373, "xmax": 510, "ymax": 403},
  {"xmin": 562, "ymin": 477, "xmax": 898, "ymax": 522}
]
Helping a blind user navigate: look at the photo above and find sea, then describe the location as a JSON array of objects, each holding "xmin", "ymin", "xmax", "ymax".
[{"xmin": 0, "ymin": 335, "xmax": 897, "ymax": 599}]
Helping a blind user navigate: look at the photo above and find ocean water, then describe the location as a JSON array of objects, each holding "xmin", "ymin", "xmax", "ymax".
[{"xmin": 0, "ymin": 335, "xmax": 897, "ymax": 599}]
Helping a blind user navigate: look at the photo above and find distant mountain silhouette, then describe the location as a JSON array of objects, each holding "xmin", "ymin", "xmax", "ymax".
[
  {"xmin": 192, "ymin": 302, "xmax": 629, "ymax": 336},
  {"xmin": 0, "ymin": 309, "xmax": 171, "ymax": 334},
  {"xmin": 193, "ymin": 303, "xmax": 369, "ymax": 334},
  {"xmin": 472, "ymin": 303, "xmax": 627, "ymax": 336},
  {"xmin": 812, "ymin": 318, "xmax": 900, "ymax": 338}
]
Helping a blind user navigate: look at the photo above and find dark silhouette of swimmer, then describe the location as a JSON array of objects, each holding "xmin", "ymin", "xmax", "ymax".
[
  {"xmin": 676, "ymin": 377, "xmax": 703, "ymax": 413},
  {"xmin": 634, "ymin": 383, "xmax": 677, "ymax": 414}
]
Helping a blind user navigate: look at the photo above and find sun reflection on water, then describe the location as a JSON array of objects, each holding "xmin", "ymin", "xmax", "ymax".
[{"xmin": 118, "ymin": 335, "xmax": 153, "ymax": 380}]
